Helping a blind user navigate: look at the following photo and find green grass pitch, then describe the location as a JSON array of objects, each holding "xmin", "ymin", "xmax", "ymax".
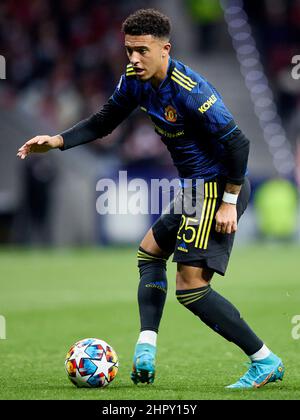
[{"xmin": 0, "ymin": 244, "xmax": 299, "ymax": 400}]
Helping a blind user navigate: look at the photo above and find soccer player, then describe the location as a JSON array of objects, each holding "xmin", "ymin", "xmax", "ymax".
[{"xmin": 17, "ymin": 9, "xmax": 284, "ymax": 389}]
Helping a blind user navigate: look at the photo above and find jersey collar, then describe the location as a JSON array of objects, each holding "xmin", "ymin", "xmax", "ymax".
[
  {"xmin": 150, "ymin": 57, "xmax": 175, "ymax": 92},
  {"xmin": 163, "ymin": 57, "xmax": 175, "ymax": 87}
]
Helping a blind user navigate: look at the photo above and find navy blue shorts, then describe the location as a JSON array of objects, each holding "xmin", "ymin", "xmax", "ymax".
[{"xmin": 152, "ymin": 177, "xmax": 251, "ymax": 276}]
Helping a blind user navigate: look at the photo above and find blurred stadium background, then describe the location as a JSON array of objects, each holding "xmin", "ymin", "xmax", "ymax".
[
  {"xmin": 1, "ymin": 0, "xmax": 300, "ymax": 401},
  {"xmin": 0, "ymin": 0, "xmax": 299, "ymax": 246}
]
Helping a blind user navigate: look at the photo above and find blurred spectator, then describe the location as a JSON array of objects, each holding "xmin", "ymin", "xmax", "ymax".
[
  {"xmin": 244, "ymin": 0, "xmax": 300, "ymax": 122},
  {"xmin": 0, "ymin": 0, "xmax": 132, "ymax": 131},
  {"xmin": 185, "ymin": 0, "xmax": 223, "ymax": 53},
  {"xmin": 120, "ymin": 114, "xmax": 171, "ymax": 169},
  {"xmin": 243, "ymin": 0, "xmax": 300, "ymax": 181},
  {"xmin": 17, "ymin": 155, "xmax": 56, "ymax": 245}
]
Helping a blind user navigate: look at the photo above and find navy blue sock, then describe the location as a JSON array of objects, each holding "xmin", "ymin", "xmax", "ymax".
[
  {"xmin": 137, "ymin": 247, "xmax": 168, "ymax": 333},
  {"xmin": 176, "ymin": 286, "xmax": 263, "ymax": 355}
]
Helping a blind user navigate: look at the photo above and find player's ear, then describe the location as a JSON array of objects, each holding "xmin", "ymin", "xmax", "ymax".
[{"xmin": 162, "ymin": 42, "xmax": 171, "ymax": 57}]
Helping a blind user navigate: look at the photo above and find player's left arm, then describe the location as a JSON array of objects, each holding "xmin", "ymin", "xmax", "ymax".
[
  {"xmin": 215, "ymin": 183, "xmax": 240, "ymax": 234},
  {"xmin": 185, "ymin": 82, "xmax": 249, "ymax": 234},
  {"xmin": 215, "ymin": 126, "xmax": 250, "ymax": 234}
]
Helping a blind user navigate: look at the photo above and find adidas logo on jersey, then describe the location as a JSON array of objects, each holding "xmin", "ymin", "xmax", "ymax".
[{"xmin": 198, "ymin": 94, "xmax": 217, "ymax": 114}]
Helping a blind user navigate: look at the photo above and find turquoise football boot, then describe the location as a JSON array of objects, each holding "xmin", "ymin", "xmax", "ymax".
[
  {"xmin": 131, "ymin": 343, "xmax": 156, "ymax": 384},
  {"xmin": 226, "ymin": 352, "xmax": 284, "ymax": 389}
]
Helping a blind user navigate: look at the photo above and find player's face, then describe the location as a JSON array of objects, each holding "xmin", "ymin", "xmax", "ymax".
[{"xmin": 124, "ymin": 34, "xmax": 170, "ymax": 82}]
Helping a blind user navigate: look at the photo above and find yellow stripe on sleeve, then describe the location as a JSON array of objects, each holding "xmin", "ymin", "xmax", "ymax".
[
  {"xmin": 173, "ymin": 68, "xmax": 197, "ymax": 86},
  {"xmin": 172, "ymin": 69, "xmax": 197, "ymax": 89},
  {"xmin": 171, "ymin": 76, "xmax": 193, "ymax": 91}
]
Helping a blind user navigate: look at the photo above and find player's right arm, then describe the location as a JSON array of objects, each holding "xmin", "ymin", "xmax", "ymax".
[
  {"xmin": 17, "ymin": 135, "xmax": 64, "ymax": 159},
  {"xmin": 17, "ymin": 73, "xmax": 138, "ymax": 159}
]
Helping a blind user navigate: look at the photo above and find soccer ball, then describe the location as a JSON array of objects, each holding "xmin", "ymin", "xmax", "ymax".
[{"xmin": 65, "ymin": 338, "xmax": 119, "ymax": 388}]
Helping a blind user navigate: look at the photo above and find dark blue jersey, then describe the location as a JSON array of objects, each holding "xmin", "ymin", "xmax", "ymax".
[{"xmin": 111, "ymin": 57, "xmax": 238, "ymax": 181}]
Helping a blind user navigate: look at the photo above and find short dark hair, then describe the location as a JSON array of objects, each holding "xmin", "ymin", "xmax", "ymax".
[{"xmin": 122, "ymin": 9, "xmax": 171, "ymax": 40}]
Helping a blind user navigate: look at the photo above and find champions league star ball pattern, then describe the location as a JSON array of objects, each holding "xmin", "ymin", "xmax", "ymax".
[{"xmin": 65, "ymin": 338, "xmax": 119, "ymax": 388}]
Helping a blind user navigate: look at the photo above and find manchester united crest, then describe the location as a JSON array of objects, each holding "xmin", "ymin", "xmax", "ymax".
[{"xmin": 164, "ymin": 105, "xmax": 177, "ymax": 122}]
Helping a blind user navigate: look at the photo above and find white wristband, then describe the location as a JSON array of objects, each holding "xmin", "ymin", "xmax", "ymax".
[{"xmin": 222, "ymin": 191, "xmax": 238, "ymax": 205}]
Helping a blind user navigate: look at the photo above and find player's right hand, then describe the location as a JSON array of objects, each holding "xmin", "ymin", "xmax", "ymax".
[{"xmin": 17, "ymin": 135, "xmax": 64, "ymax": 159}]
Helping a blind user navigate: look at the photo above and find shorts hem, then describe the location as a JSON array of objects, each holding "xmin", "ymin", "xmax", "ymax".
[{"xmin": 173, "ymin": 257, "xmax": 227, "ymax": 276}]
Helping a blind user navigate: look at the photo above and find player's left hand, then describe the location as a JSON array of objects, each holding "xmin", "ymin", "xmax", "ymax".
[{"xmin": 215, "ymin": 202, "xmax": 237, "ymax": 234}]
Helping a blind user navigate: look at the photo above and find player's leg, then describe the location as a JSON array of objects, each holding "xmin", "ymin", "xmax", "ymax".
[
  {"xmin": 137, "ymin": 228, "xmax": 170, "ymax": 345},
  {"xmin": 176, "ymin": 263, "xmax": 284, "ymax": 389},
  {"xmin": 176, "ymin": 263, "xmax": 265, "ymax": 358},
  {"xmin": 173, "ymin": 178, "xmax": 284, "ymax": 388},
  {"xmin": 132, "ymin": 207, "xmax": 181, "ymax": 385},
  {"xmin": 131, "ymin": 228, "xmax": 170, "ymax": 385}
]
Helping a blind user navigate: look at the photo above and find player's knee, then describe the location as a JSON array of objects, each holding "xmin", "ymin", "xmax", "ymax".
[
  {"xmin": 176, "ymin": 264, "xmax": 212, "ymax": 290},
  {"xmin": 137, "ymin": 246, "xmax": 167, "ymax": 270},
  {"xmin": 137, "ymin": 247, "xmax": 168, "ymax": 294},
  {"xmin": 139, "ymin": 229, "xmax": 168, "ymax": 258}
]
